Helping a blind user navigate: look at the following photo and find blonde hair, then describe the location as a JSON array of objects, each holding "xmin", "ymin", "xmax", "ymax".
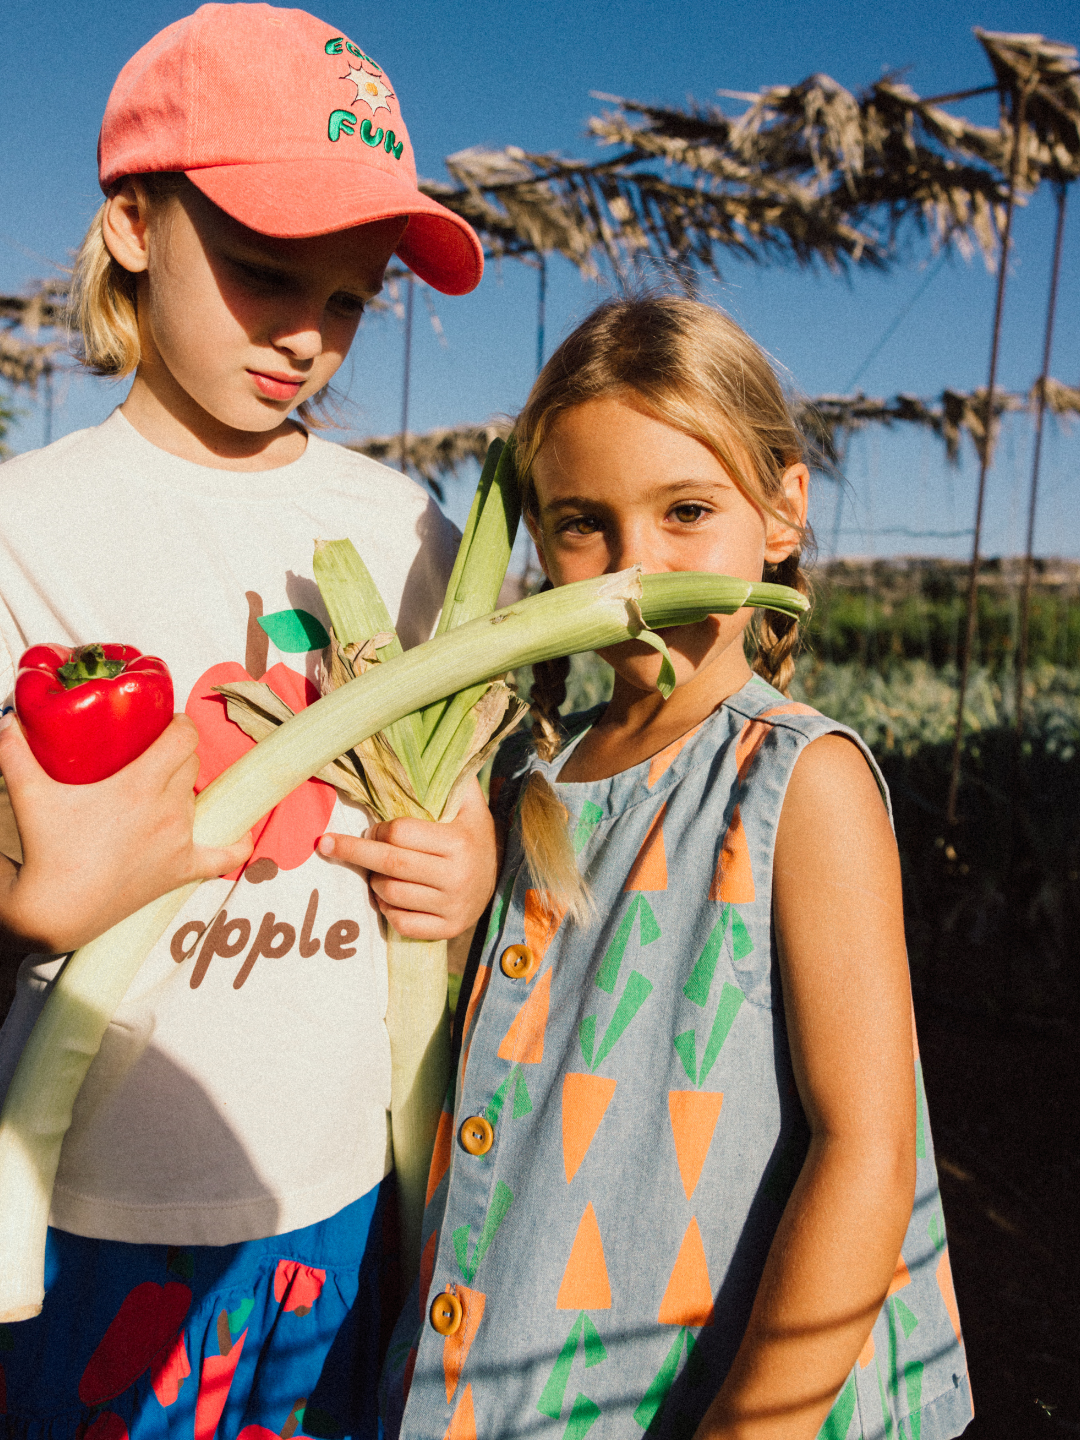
[
  {"xmin": 514, "ymin": 294, "xmax": 813, "ymax": 761},
  {"xmin": 70, "ymin": 173, "xmax": 331, "ymax": 424}
]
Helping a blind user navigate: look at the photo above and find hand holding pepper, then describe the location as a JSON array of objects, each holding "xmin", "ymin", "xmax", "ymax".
[
  {"xmin": 15, "ymin": 643, "xmax": 175, "ymax": 784},
  {"xmin": 0, "ymin": 711, "xmax": 253, "ymax": 955}
]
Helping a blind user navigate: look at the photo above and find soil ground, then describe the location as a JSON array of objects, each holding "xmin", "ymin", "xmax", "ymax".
[{"xmin": 916, "ymin": 1001, "xmax": 1080, "ymax": 1438}]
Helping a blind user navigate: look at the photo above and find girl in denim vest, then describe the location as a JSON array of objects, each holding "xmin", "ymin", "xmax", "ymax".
[{"xmin": 384, "ymin": 296, "xmax": 971, "ymax": 1440}]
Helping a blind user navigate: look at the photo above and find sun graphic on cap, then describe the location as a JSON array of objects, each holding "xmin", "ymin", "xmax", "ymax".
[{"xmin": 343, "ymin": 66, "xmax": 395, "ymax": 117}]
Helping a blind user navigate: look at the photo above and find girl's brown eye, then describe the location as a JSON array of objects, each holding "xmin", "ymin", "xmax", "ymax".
[
  {"xmin": 672, "ymin": 504, "xmax": 708, "ymax": 524},
  {"xmin": 558, "ymin": 516, "xmax": 601, "ymax": 536}
]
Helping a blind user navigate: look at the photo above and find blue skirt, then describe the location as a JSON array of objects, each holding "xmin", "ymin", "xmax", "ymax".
[{"xmin": 0, "ymin": 1180, "xmax": 394, "ymax": 1439}]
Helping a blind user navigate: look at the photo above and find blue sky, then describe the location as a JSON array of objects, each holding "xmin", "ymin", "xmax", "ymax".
[{"xmin": 2, "ymin": 0, "xmax": 1077, "ymax": 559}]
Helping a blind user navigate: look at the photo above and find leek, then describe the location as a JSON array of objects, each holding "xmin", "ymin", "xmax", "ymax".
[{"xmin": 0, "ymin": 557, "xmax": 807, "ymax": 1321}]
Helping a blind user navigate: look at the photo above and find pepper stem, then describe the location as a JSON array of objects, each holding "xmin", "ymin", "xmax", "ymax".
[{"xmin": 57, "ymin": 645, "xmax": 125, "ymax": 689}]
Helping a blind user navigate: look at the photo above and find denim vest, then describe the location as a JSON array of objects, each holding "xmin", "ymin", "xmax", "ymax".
[{"xmin": 383, "ymin": 675, "xmax": 973, "ymax": 1440}]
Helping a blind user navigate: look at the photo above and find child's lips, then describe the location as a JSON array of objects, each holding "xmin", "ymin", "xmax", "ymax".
[{"xmin": 249, "ymin": 370, "xmax": 304, "ymax": 401}]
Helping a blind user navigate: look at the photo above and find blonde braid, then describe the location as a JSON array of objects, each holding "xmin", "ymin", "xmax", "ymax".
[
  {"xmin": 529, "ymin": 655, "xmax": 570, "ymax": 762},
  {"xmin": 750, "ymin": 551, "xmax": 813, "ymax": 695},
  {"xmin": 527, "ymin": 582, "xmax": 570, "ymax": 762}
]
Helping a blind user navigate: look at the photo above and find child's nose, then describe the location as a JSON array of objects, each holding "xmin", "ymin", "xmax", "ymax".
[
  {"xmin": 608, "ymin": 521, "xmax": 654, "ymax": 574},
  {"xmin": 272, "ymin": 324, "xmax": 322, "ymax": 361},
  {"xmin": 270, "ymin": 304, "xmax": 325, "ymax": 361}
]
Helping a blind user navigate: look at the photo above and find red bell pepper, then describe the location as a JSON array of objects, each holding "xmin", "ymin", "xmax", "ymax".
[{"xmin": 15, "ymin": 643, "xmax": 173, "ymax": 785}]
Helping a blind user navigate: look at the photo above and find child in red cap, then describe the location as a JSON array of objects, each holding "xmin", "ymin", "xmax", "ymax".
[{"xmin": 0, "ymin": 5, "xmax": 491, "ymax": 1433}]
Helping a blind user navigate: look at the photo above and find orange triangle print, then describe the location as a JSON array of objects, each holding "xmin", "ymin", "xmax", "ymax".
[
  {"xmin": 556, "ymin": 1203, "xmax": 612, "ymax": 1310},
  {"xmin": 734, "ymin": 718, "xmax": 771, "ymax": 785},
  {"xmin": 668, "ymin": 1090, "xmax": 724, "ymax": 1200},
  {"xmin": 735, "ymin": 706, "xmax": 818, "ymax": 786},
  {"xmin": 497, "ymin": 968, "xmax": 552, "ymax": 1065},
  {"xmin": 647, "ymin": 725, "xmax": 702, "ymax": 788},
  {"xmin": 658, "ymin": 1218, "xmax": 714, "ymax": 1327},
  {"xmin": 426, "ymin": 1109, "xmax": 454, "ymax": 1206},
  {"xmin": 562, "ymin": 1073, "xmax": 617, "ymax": 1182},
  {"xmin": 444, "ymin": 1383, "xmax": 476, "ymax": 1440},
  {"xmin": 858, "ymin": 1331, "xmax": 875, "ymax": 1369},
  {"xmin": 524, "ymin": 890, "xmax": 566, "ymax": 964},
  {"xmin": 887, "ymin": 1253, "xmax": 912, "ymax": 1296},
  {"xmin": 624, "ymin": 804, "xmax": 668, "ymax": 892},
  {"xmin": 443, "ymin": 1287, "xmax": 486, "ymax": 1403},
  {"xmin": 709, "ymin": 804, "xmax": 755, "ymax": 902}
]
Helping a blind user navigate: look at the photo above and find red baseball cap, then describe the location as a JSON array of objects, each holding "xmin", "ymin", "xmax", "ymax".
[{"xmin": 98, "ymin": 3, "xmax": 483, "ymax": 295}]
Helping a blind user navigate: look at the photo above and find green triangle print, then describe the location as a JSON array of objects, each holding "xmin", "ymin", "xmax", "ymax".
[
  {"xmin": 673, "ymin": 1031, "xmax": 697, "ymax": 1086},
  {"xmin": 573, "ymin": 802, "xmax": 604, "ymax": 854},
  {"xmin": 672, "ymin": 982, "xmax": 745, "ymax": 1087},
  {"xmin": 537, "ymin": 1312, "xmax": 609, "ymax": 1424},
  {"xmin": 682, "ymin": 909, "xmax": 731, "ymax": 1007},
  {"xmin": 537, "ymin": 1314, "xmax": 584, "ymax": 1419},
  {"xmin": 485, "ymin": 870, "xmax": 517, "ymax": 946},
  {"xmin": 698, "ymin": 983, "xmax": 745, "ymax": 1086},
  {"xmin": 731, "ymin": 909, "xmax": 753, "ymax": 961},
  {"xmin": 906, "ymin": 1360, "xmax": 924, "ymax": 1440},
  {"xmin": 586, "ymin": 971, "xmax": 653, "ymax": 1072},
  {"xmin": 595, "ymin": 894, "xmax": 660, "ymax": 995},
  {"xmin": 513, "ymin": 1070, "xmax": 533, "ymax": 1118},
  {"xmin": 564, "ymin": 1393, "xmax": 602, "ymax": 1440},
  {"xmin": 819, "ymin": 1373, "xmax": 857, "ymax": 1440},
  {"xmin": 485, "ymin": 1067, "xmax": 516, "ymax": 1125},
  {"xmin": 452, "ymin": 1180, "xmax": 513, "ymax": 1282},
  {"xmin": 582, "ymin": 1313, "xmax": 607, "ymax": 1367},
  {"xmin": 634, "ymin": 1327, "xmax": 687, "ymax": 1433},
  {"xmin": 893, "ymin": 1295, "xmax": 919, "ymax": 1339}
]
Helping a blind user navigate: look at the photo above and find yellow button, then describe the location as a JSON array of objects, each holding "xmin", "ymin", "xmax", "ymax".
[
  {"xmin": 500, "ymin": 944, "xmax": 535, "ymax": 980},
  {"xmin": 459, "ymin": 1115, "xmax": 494, "ymax": 1156},
  {"xmin": 430, "ymin": 1291, "xmax": 463, "ymax": 1336}
]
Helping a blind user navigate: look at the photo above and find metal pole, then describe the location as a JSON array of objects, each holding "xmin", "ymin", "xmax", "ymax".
[
  {"xmin": 42, "ymin": 366, "xmax": 53, "ymax": 448},
  {"xmin": 536, "ymin": 254, "xmax": 547, "ymax": 376},
  {"xmin": 399, "ymin": 274, "xmax": 415, "ymax": 475},
  {"xmin": 946, "ymin": 80, "xmax": 1031, "ymax": 826},
  {"xmin": 1015, "ymin": 182, "xmax": 1068, "ymax": 736}
]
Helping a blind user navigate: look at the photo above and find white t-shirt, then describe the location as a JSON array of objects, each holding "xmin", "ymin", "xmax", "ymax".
[{"xmin": 0, "ymin": 409, "xmax": 459, "ymax": 1245}]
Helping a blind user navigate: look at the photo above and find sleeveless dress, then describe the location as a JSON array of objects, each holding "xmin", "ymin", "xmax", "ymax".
[{"xmin": 381, "ymin": 674, "xmax": 973, "ymax": 1440}]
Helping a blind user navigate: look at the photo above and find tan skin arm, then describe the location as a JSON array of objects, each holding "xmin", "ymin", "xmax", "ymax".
[
  {"xmin": 694, "ymin": 734, "xmax": 916, "ymax": 1440},
  {"xmin": 0, "ymin": 712, "xmax": 253, "ymax": 954}
]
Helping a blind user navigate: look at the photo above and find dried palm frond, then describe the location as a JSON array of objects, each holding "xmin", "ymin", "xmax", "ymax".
[
  {"xmin": 349, "ymin": 422, "xmax": 510, "ymax": 486},
  {"xmin": 589, "ymin": 77, "xmax": 1011, "ymax": 269},
  {"xmin": 0, "ymin": 335, "xmax": 59, "ymax": 389},
  {"xmin": 356, "ymin": 379, "xmax": 1067, "ymax": 488},
  {"xmin": 799, "ymin": 386, "xmax": 1027, "ymax": 467},
  {"xmin": 1, "ymin": 282, "xmax": 70, "ymax": 391},
  {"xmin": 422, "ymin": 136, "xmax": 884, "ymax": 278},
  {"xmin": 0, "ymin": 282, "xmax": 70, "ymax": 335},
  {"xmin": 1034, "ymin": 377, "xmax": 1080, "ymax": 418},
  {"xmin": 976, "ymin": 30, "xmax": 1080, "ymax": 184}
]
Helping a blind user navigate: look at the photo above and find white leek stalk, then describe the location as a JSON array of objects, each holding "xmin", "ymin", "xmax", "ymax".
[
  {"xmin": 309, "ymin": 441, "xmax": 529, "ymax": 1282},
  {"xmin": 0, "ymin": 566, "xmax": 807, "ymax": 1321}
]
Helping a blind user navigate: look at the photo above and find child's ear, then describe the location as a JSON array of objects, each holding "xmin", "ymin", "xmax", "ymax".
[
  {"xmin": 763, "ymin": 462, "xmax": 810, "ymax": 564},
  {"xmin": 102, "ymin": 181, "xmax": 153, "ymax": 275}
]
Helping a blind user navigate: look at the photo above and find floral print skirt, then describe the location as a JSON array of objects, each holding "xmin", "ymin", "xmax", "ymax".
[{"xmin": 0, "ymin": 1179, "xmax": 392, "ymax": 1439}]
